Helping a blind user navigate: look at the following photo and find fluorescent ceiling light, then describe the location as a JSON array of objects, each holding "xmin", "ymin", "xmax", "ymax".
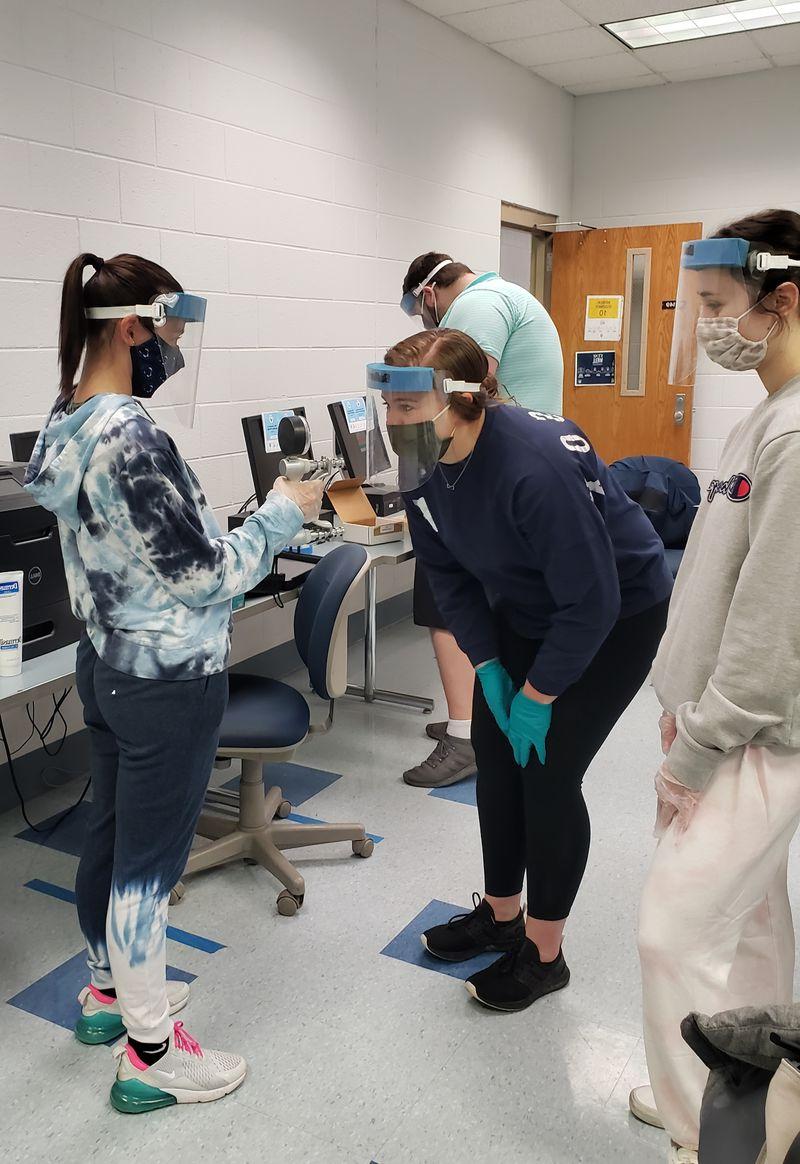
[{"xmin": 605, "ymin": 1, "xmax": 800, "ymax": 46}]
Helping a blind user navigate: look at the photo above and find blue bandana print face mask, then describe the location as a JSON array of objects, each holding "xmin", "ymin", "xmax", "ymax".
[{"xmin": 130, "ymin": 334, "xmax": 186, "ymax": 399}]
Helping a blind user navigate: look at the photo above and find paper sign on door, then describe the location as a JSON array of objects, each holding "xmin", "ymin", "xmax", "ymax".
[{"xmin": 584, "ymin": 295, "xmax": 624, "ymax": 341}]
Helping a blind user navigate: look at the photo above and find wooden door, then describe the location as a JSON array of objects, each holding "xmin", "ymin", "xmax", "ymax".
[{"xmin": 549, "ymin": 223, "xmax": 701, "ymax": 465}]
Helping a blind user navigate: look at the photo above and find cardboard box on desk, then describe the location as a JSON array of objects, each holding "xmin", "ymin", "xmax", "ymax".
[{"xmin": 327, "ymin": 478, "xmax": 406, "ymax": 545}]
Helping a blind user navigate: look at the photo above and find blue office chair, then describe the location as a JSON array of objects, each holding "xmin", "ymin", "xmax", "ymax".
[{"xmin": 181, "ymin": 544, "xmax": 373, "ymax": 916}]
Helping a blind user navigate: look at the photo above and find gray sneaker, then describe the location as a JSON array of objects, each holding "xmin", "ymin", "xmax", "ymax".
[
  {"xmin": 403, "ymin": 735, "xmax": 477, "ymax": 788},
  {"xmin": 426, "ymin": 720, "xmax": 448, "ymax": 741}
]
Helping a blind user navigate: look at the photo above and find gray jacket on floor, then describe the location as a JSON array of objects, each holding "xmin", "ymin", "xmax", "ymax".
[{"xmin": 652, "ymin": 374, "xmax": 800, "ymax": 791}]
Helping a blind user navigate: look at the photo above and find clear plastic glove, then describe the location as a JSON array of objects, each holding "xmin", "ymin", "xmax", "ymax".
[
  {"xmin": 507, "ymin": 689, "xmax": 553, "ymax": 768},
  {"xmin": 476, "ymin": 659, "xmax": 515, "ymax": 733},
  {"xmin": 654, "ymin": 763, "xmax": 702, "ymax": 838},
  {"xmin": 272, "ymin": 476, "xmax": 324, "ymax": 522},
  {"xmin": 659, "ymin": 710, "xmax": 677, "ymax": 756}
]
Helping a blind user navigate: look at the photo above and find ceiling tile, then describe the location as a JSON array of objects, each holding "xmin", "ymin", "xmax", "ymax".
[
  {"xmin": 565, "ymin": 0, "xmax": 716, "ymax": 20},
  {"xmin": 406, "ymin": 0, "xmax": 528, "ymax": 17},
  {"xmin": 492, "ymin": 25, "xmax": 623, "ymax": 65},
  {"xmin": 444, "ymin": 0, "xmax": 586, "ymax": 42},
  {"xmin": 569, "ymin": 72, "xmax": 665, "ymax": 95},
  {"xmin": 659, "ymin": 58, "xmax": 773, "ymax": 81},
  {"xmin": 749, "ymin": 22, "xmax": 800, "ymax": 58},
  {"xmin": 636, "ymin": 31, "xmax": 768, "ymax": 68},
  {"xmin": 533, "ymin": 51, "xmax": 653, "ymax": 85}
]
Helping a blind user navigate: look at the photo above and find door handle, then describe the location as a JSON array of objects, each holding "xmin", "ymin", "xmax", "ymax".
[{"xmin": 674, "ymin": 393, "xmax": 686, "ymax": 425}]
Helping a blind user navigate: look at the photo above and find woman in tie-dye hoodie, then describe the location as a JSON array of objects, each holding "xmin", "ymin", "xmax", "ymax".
[{"xmin": 25, "ymin": 253, "xmax": 323, "ymax": 1114}]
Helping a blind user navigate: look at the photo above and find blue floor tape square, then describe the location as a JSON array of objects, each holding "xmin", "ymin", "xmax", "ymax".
[
  {"xmin": 381, "ymin": 899, "xmax": 499, "ymax": 981},
  {"xmin": 429, "ymin": 773, "xmax": 477, "ymax": 807},
  {"xmin": 16, "ymin": 800, "xmax": 94, "ymax": 858},
  {"xmin": 24, "ymin": 881, "xmax": 226, "ymax": 954},
  {"xmin": 222, "ymin": 760, "xmax": 342, "ymax": 806},
  {"xmin": 8, "ymin": 951, "xmax": 196, "ymax": 1036},
  {"xmin": 286, "ymin": 812, "xmax": 383, "ymax": 844}
]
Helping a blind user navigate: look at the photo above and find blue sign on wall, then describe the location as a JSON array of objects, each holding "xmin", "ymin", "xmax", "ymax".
[{"xmin": 575, "ymin": 350, "xmax": 616, "ymax": 387}]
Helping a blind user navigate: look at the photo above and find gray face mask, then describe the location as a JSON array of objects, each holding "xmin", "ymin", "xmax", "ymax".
[{"xmin": 696, "ymin": 301, "xmax": 778, "ymax": 371}]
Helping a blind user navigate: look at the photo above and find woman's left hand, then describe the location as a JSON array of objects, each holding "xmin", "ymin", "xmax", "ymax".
[
  {"xmin": 507, "ymin": 683, "xmax": 554, "ymax": 768},
  {"xmin": 654, "ymin": 763, "xmax": 702, "ymax": 838}
]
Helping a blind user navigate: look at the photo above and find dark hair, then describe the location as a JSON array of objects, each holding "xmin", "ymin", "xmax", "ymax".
[
  {"xmin": 383, "ymin": 329, "xmax": 500, "ymax": 422},
  {"xmin": 714, "ymin": 209, "xmax": 800, "ymax": 326},
  {"xmin": 402, "ymin": 252, "xmax": 473, "ymax": 296},
  {"xmin": 58, "ymin": 252, "xmax": 182, "ymax": 402}
]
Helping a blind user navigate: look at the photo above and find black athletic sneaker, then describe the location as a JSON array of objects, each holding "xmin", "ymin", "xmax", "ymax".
[
  {"xmin": 421, "ymin": 893, "xmax": 525, "ymax": 962},
  {"xmin": 465, "ymin": 938, "xmax": 570, "ymax": 1012}
]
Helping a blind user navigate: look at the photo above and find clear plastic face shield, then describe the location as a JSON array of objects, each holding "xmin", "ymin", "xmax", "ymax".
[
  {"xmin": 400, "ymin": 259, "xmax": 454, "ymax": 323},
  {"xmin": 669, "ymin": 238, "xmax": 800, "ymax": 385},
  {"xmin": 366, "ymin": 363, "xmax": 481, "ymax": 492},
  {"xmin": 86, "ymin": 291, "xmax": 206, "ymax": 431}
]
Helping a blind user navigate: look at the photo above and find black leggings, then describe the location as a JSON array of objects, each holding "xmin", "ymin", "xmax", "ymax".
[{"xmin": 472, "ymin": 599, "xmax": 669, "ymax": 921}]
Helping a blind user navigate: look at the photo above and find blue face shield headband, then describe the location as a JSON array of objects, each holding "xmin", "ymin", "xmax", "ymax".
[
  {"xmin": 85, "ymin": 291, "xmax": 208, "ymax": 423},
  {"xmin": 669, "ymin": 237, "xmax": 800, "ymax": 385},
  {"xmin": 366, "ymin": 363, "xmax": 482, "ymax": 491}
]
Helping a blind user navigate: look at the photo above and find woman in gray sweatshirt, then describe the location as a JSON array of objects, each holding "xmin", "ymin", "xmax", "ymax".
[{"xmin": 632, "ymin": 210, "xmax": 800, "ymax": 1164}]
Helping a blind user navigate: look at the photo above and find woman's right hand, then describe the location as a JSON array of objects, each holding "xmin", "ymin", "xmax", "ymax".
[
  {"xmin": 659, "ymin": 710, "xmax": 677, "ymax": 756},
  {"xmin": 272, "ymin": 476, "xmax": 325, "ymax": 522}
]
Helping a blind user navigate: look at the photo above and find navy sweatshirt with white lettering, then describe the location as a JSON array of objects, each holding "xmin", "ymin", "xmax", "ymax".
[{"xmin": 405, "ymin": 404, "xmax": 673, "ymax": 697}]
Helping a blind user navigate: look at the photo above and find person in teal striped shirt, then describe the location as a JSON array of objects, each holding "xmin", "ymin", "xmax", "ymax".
[
  {"xmin": 400, "ymin": 252, "xmax": 564, "ymax": 413},
  {"xmin": 398, "ymin": 252, "xmax": 565, "ymax": 789}
]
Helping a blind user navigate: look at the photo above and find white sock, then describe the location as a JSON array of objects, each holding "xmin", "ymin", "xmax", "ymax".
[{"xmin": 447, "ymin": 718, "xmax": 471, "ymax": 740}]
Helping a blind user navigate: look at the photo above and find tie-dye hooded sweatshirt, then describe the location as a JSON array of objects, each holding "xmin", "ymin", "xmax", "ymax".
[{"xmin": 24, "ymin": 394, "xmax": 304, "ymax": 680}]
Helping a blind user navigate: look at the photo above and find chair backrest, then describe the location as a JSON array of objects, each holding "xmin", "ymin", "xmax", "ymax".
[
  {"xmin": 294, "ymin": 543, "xmax": 370, "ymax": 702},
  {"xmin": 609, "ymin": 454, "xmax": 701, "ymax": 549}
]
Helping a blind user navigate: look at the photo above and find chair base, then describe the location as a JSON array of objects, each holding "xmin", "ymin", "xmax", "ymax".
[{"xmin": 182, "ymin": 760, "xmax": 371, "ymax": 913}]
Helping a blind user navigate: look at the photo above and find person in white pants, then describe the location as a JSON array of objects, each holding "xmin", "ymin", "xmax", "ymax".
[{"xmin": 632, "ymin": 209, "xmax": 800, "ymax": 1164}]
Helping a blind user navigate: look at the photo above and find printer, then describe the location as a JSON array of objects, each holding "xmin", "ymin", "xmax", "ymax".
[{"xmin": 0, "ymin": 462, "xmax": 82, "ymax": 661}]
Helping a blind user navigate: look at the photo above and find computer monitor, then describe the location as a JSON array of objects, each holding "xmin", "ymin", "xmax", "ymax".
[
  {"xmin": 10, "ymin": 430, "xmax": 38, "ymax": 464},
  {"xmin": 328, "ymin": 398, "xmax": 390, "ymax": 481},
  {"xmin": 241, "ymin": 407, "xmax": 312, "ymax": 506}
]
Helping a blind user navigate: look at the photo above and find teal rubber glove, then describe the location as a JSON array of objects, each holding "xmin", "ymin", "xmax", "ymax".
[
  {"xmin": 476, "ymin": 659, "xmax": 515, "ymax": 733},
  {"xmin": 507, "ymin": 689, "xmax": 553, "ymax": 768}
]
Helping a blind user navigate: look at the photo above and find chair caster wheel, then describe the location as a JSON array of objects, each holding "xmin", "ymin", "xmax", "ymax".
[
  {"xmin": 169, "ymin": 882, "xmax": 185, "ymax": 906},
  {"xmin": 352, "ymin": 838, "xmax": 374, "ymax": 858},
  {"xmin": 276, "ymin": 800, "xmax": 292, "ymax": 819},
  {"xmin": 277, "ymin": 890, "xmax": 303, "ymax": 916}
]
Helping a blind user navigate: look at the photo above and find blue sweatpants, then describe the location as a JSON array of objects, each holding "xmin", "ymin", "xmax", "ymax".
[{"xmin": 74, "ymin": 636, "xmax": 228, "ymax": 1042}]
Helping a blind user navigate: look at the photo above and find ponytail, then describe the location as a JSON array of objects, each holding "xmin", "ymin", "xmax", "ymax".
[
  {"xmin": 58, "ymin": 253, "xmax": 103, "ymax": 403},
  {"xmin": 56, "ymin": 252, "xmax": 183, "ymax": 405}
]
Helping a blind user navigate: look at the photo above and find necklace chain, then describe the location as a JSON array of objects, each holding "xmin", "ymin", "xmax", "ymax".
[{"xmin": 438, "ymin": 447, "xmax": 475, "ymax": 490}]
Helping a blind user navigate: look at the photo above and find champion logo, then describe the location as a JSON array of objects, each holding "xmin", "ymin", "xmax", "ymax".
[{"xmin": 707, "ymin": 473, "xmax": 752, "ymax": 504}]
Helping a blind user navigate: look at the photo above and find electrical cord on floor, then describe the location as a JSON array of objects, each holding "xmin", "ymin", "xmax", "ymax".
[
  {"xmin": 26, "ymin": 688, "xmax": 71, "ymax": 757},
  {"xmin": 0, "ymin": 690, "xmax": 91, "ymax": 834}
]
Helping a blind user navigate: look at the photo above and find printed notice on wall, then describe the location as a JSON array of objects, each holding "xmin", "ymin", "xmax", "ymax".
[
  {"xmin": 262, "ymin": 410, "xmax": 294, "ymax": 453},
  {"xmin": 584, "ymin": 295, "xmax": 624, "ymax": 341}
]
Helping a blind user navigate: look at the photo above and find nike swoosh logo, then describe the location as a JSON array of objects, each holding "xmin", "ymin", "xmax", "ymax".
[{"xmin": 157, "ymin": 1070, "xmax": 176, "ymax": 1081}]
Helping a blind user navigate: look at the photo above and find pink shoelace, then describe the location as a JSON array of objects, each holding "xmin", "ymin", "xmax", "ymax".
[{"xmin": 173, "ymin": 1021, "xmax": 203, "ymax": 1057}]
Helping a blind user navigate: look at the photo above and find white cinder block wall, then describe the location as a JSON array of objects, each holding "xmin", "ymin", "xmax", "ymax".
[
  {"xmin": 573, "ymin": 66, "xmax": 800, "ymax": 492},
  {"xmin": 0, "ymin": 0, "xmax": 572, "ymax": 758}
]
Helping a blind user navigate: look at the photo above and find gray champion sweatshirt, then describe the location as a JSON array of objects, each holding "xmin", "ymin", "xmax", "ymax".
[{"xmin": 653, "ymin": 373, "xmax": 800, "ymax": 791}]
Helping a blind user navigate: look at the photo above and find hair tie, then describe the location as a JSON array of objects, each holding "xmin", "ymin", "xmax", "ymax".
[{"xmin": 92, "ymin": 257, "xmax": 104, "ymax": 273}]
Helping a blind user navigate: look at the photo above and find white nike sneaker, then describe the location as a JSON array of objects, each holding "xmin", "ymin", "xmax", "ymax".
[
  {"xmin": 629, "ymin": 1084, "xmax": 665, "ymax": 1130},
  {"xmin": 668, "ymin": 1144, "xmax": 698, "ymax": 1164},
  {"xmin": 76, "ymin": 981, "xmax": 190, "ymax": 1045},
  {"xmin": 110, "ymin": 1022, "xmax": 247, "ymax": 1113}
]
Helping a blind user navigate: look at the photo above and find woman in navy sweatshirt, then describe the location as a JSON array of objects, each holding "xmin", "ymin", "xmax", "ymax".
[{"xmin": 378, "ymin": 328, "xmax": 673, "ymax": 1012}]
